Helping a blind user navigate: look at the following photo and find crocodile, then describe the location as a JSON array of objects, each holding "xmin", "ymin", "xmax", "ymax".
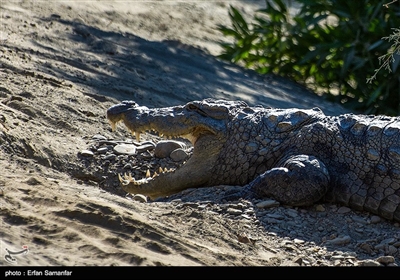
[{"xmin": 107, "ymin": 98, "xmax": 400, "ymax": 222}]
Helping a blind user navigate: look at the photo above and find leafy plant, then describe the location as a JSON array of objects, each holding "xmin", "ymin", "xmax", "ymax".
[
  {"xmin": 367, "ymin": 27, "xmax": 400, "ymax": 83},
  {"xmin": 217, "ymin": 0, "xmax": 400, "ymax": 115}
]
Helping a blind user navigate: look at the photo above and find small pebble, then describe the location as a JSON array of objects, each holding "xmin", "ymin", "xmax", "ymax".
[
  {"xmin": 97, "ymin": 147, "xmax": 109, "ymax": 154},
  {"xmin": 337, "ymin": 206, "xmax": 351, "ymax": 214},
  {"xmin": 170, "ymin": 148, "xmax": 188, "ymax": 162},
  {"xmin": 357, "ymin": 260, "xmax": 382, "ymax": 266},
  {"xmin": 136, "ymin": 143, "xmax": 156, "ymax": 153},
  {"xmin": 154, "ymin": 140, "xmax": 185, "ymax": 158},
  {"xmin": 325, "ymin": 235, "xmax": 351, "ymax": 246},
  {"xmin": 256, "ymin": 199, "xmax": 280, "ymax": 208},
  {"xmin": 370, "ymin": 215, "xmax": 381, "ymax": 224},
  {"xmin": 376, "ymin": 255, "xmax": 395, "ymax": 265},
  {"xmin": 132, "ymin": 194, "xmax": 147, "ymax": 203},
  {"xmin": 227, "ymin": 208, "xmax": 242, "ymax": 215},
  {"xmin": 113, "ymin": 144, "xmax": 137, "ymax": 155},
  {"xmin": 80, "ymin": 149, "xmax": 94, "ymax": 157},
  {"xmin": 92, "ymin": 134, "xmax": 107, "ymax": 141}
]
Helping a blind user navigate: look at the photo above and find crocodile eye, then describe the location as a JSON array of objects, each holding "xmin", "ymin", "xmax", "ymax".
[
  {"xmin": 186, "ymin": 104, "xmax": 198, "ymax": 111},
  {"xmin": 186, "ymin": 103, "xmax": 208, "ymax": 117}
]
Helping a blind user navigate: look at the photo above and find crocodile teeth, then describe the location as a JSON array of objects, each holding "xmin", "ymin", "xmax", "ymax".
[
  {"xmin": 124, "ymin": 172, "xmax": 133, "ymax": 181},
  {"xmin": 118, "ymin": 173, "xmax": 130, "ymax": 185},
  {"xmin": 118, "ymin": 166, "xmax": 177, "ymax": 188},
  {"xmin": 133, "ymin": 178, "xmax": 150, "ymax": 185},
  {"xmin": 182, "ymin": 133, "xmax": 196, "ymax": 145},
  {"xmin": 119, "ymin": 173, "xmax": 151, "ymax": 185}
]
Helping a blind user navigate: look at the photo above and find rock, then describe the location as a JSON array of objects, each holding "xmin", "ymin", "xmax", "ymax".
[
  {"xmin": 237, "ymin": 233, "xmax": 252, "ymax": 244},
  {"xmin": 256, "ymin": 199, "xmax": 280, "ymax": 208},
  {"xmin": 352, "ymin": 216, "xmax": 368, "ymax": 224},
  {"xmin": 359, "ymin": 243, "xmax": 374, "ymax": 254},
  {"xmin": 337, "ymin": 206, "xmax": 351, "ymax": 214},
  {"xmin": 325, "ymin": 235, "xmax": 351, "ymax": 246},
  {"xmin": 283, "ymin": 244, "xmax": 298, "ymax": 252},
  {"xmin": 92, "ymin": 134, "xmax": 107, "ymax": 141},
  {"xmin": 136, "ymin": 143, "xmax": 156, "ymax": 153},
  {"xmin": 154, "ymin": 140, "xmax": 185, "ymax": 158},
  {"xmin": 170, "ymin": 148, "xmax": 189, "ymax": 162},
  {"xmin": 331, "ymin": 255, "xmax": 345, "ymax": 261},
  {"xmin": 263, "ymin": 217, "xmax": 281, "ymax": 224},
  {"xmin": 393, "ymin": 241, "xmax": 400, "ymax": 248},
  {"xmin": 102, "ymin": 154, "xmax": 116, "ymax": 161},
  {"xmin": 229, "ymin": 202, "xmax": 246, "ymax": 209},
  {"xmin": 379, "ymin": 237, "xmax": 396, "ymax": 245},
  {"xmin": 315, "ymin": 204, "xmax": 325, "ymax": 212},
  {"xmin": 97, "ymin": 147, "xmax": 109, "ymax": 154},
  {"xmin": 132, "ymin": 194, "xmax": 147, "ymax": 203},
  {"xmin": 356, "ymin": 259, "xmax": 382, "ymax": 266},
  {"xmin": 286, "ymin": 208, "xmax": 298, "ymax": 218},
  {"xmin": 123, "ymin": 163, "xmax": 132, "ymax": 169},
  {"xmin": 240, "ymin": 214, "xmax": 252, "ymax": 220},
  {"xmin": 113, "ymin": 144, "xmax": 137, "ymax": 155},
  {"xmin": 80, "ymin": 149, "xmax": 94, "ymax": 157},
  {"xmin": 26, "ymin": 177, "xmax": 41, "ymax": 185},
  {"xmin": 376, "ymin": 255, "xmax": 395, "ymax": 265},
  {"xmin": 266, "ymin": 213, "xmax": 284, "ymax": 220},
  {"xmin": 227, "ymin": 208, "xmax": 242, "ymax": 215},
  {"xmin": 370, "ymin": 215, "xmax": 381, "ymax": 224},
  {"xmin": 293, "ymin": 257, "xmax": 303, "ymax": 265},
  {"xmin": 182, "ymin": 202, "xmax": 200, "ymax": 209}
]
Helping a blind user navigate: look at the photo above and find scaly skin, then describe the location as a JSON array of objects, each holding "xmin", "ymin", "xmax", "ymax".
[{"xmin": 107, "ymin": 99, "xmax": 400, "ymax": 222}]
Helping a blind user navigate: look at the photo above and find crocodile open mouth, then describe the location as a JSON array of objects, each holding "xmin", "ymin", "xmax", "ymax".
[{"xmin": 109, "ymin": 119, "xmax": 198, "ymax": 192}]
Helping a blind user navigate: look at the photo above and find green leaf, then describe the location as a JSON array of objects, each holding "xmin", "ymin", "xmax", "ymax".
[
  {"xmin": 368, "ymin": 40, "xmax": 384, "ymax": 51},
  {"xmin": 217, "ymin": 25, "xmax": 241, "ymax": 39},
  {"xmin": 341, "ymin": 47, "xmax": 355, "ymax": 79},
  {"xmin": 229, "ymin": 6, "xmax": 250, "ymax": 37},
  {"xmin": 366, "ymin": 84, "xmax": 383, "ymax": 107},
  {"xmin": 271, "ymin": 0, "xmax": 287, "ymax": 14}
]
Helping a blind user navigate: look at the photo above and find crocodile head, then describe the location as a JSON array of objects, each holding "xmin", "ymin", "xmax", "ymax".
[{"xmin": 106, "ymin": 98, "xmax": 249, "ymax": 199}]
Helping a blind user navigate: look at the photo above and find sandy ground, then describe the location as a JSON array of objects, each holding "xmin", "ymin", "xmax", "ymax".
[{"xmin": 0, "ymin": 0, "xmax": 397, "ymax": 273}]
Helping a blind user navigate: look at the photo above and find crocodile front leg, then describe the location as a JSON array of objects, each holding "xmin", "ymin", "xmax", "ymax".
[{"xmin": 249, "ymin": 155, "xmax": 330, "ymax": 206}]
